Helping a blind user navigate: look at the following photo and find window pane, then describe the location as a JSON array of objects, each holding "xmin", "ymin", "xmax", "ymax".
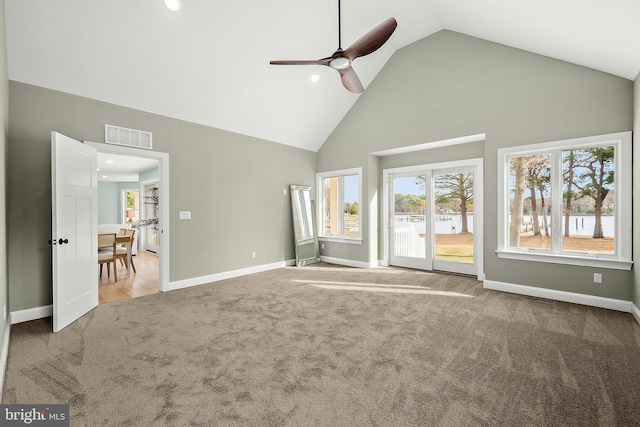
[
  {"xmin": 508, "ymin": 154, "xmax": 551, "ymax": 250},
  {"xmin": 561, "ymin": 147, "xmax": 614, "ymax": 254},
  {"xmin": 343, "ymin": 175, "xmax": 359, "ymax": 236},
  {"xmin": 124, "ymin": 190, "xmax": 139, "ymax": 223},
  {"xmin": 323, "ymin": 177, "xmax": 340, "ymax": 235}
]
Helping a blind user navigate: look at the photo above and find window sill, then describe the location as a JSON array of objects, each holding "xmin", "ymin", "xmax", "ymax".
[
  {"xmin": 319, "ymin": 236, "xmax": 363, "ymax": 245},
  {"xmin": 495, "ymin": 250, "xmax": 632, "ymax": 270}
]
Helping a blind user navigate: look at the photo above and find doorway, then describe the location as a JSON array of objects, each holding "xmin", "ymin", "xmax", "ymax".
[
  {"xmin": 383, "ymin": 159, "xmax": 483, "ymax": 278},
  {"xmin": 87, "ymin": 141, "xmax": 169, "ymax": 300},
  {"xmin": 96, "ymin": 155, "xmax": 160, "ymax": 304}
]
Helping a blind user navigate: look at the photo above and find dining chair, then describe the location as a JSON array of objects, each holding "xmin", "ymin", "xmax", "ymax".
[
  {"xmin": 115, "ymin": 228, "xmax": 136, "ymax": 273},
  {"xmin": 98, "ymin": 233, "xmax": 117, "ymax": 281}
]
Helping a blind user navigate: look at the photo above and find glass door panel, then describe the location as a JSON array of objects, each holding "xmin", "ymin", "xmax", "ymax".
[
  {"xmin": 390, "ymin": 175, "xmax": 430, "ymax": 270},
  {"xmin": 432, "ymin": 170, "xmax": 476, "ymax": 275},
  {"xmin": 143, "ymin": 182, "xmax": 159, "ymax": 253}
]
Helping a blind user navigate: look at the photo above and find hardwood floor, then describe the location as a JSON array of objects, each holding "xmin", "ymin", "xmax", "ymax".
[{"xmin": 99, "ymin": 251, "xmax": 159, "ymax": 304}]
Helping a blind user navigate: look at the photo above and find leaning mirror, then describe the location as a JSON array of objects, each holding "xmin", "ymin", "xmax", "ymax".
[{"xmin": 290, "ymin": 184, "xmax": 320, "ymax": 266}]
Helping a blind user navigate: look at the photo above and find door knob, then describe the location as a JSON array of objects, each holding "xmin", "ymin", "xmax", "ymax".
[{"xmin": 58, "ymin": 238, "xmax": 69, "ymax": 245}]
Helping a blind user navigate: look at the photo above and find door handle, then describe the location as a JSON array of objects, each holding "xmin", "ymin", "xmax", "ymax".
[{"xmin": 58, "ymin": 238, "xmax": 69, "ymax": 245}]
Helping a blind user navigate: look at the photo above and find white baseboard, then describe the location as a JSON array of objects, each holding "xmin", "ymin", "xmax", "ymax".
[
  {"xmin": 10, "ymin": 304, "xmax": 53, "ymax": 324},
  {"xmin": 167, "ymin": 261, "xmax": 288, "ymax": 292},
  {"xmin": 484, "ymin": 280, "xmax": 633, "ymax": 314},
  {"xmin": 0, "ymin": 316, "xmax": 11, "ymax": 401},
  {"xmin": 320, "ymin": 256, "xmax": 376, "ymax": 269},
  {"xmin": 631, "ymin": 303, "xmax": 640, "ymax": 326}
]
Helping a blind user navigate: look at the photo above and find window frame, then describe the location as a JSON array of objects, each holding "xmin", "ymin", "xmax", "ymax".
[
  {"xmin": 316, "ymin": 167, "xmax": 363, "ymax": 244},
  {"xmin": 496, "ymin": 131, "xmax": 632, "ymax": 270}
]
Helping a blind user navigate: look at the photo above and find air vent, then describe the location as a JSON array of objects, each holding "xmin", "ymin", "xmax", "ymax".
[{"xmin": 105, "ymin": 124, "xmax": 152, "ymax": 150}]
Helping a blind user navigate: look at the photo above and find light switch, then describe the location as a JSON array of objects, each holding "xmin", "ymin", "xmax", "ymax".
[{"xmin": 179, "ymin": 211, "xmax": 191, "ymax": 220}]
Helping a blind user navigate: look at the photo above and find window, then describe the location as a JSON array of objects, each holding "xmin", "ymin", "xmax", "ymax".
[
  {"xmin": 317, "ymin": 168, "xmax": 362, "ymax": 242},
  {"xmin": 122, "ymin": 189, "xmax": 139, "ymax": 224},
  {"xmin": 497, "ymin": 132, "xmax": 631, "ymax": 270}
]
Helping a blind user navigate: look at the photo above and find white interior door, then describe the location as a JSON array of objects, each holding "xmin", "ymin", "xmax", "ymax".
[{"xmin": 51, "ymin": 132, "xmax": 98, "ymax": 332}]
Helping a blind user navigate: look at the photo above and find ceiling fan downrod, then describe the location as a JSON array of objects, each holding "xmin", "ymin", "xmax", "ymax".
[{"xmin": 337, "ymin": 0, "xmax": 342, "ymax": 50}]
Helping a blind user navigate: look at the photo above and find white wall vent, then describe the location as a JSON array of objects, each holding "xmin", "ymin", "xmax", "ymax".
[{"xmin": 105, "ymin": 124, "xmax": 153, "ymax": 150}]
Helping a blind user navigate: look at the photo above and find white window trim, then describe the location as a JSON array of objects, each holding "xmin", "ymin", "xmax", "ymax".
[
  {"xmin": 316, "ymin": 167, "xmax": 363, "ymax": 243},
  {"xmin": 496, "ymin": 131, "xmax": 632, "ymax": 270}
]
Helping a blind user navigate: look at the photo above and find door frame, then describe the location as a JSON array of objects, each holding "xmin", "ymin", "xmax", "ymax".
[
  {"xmin": 382, "ymin": 158, "xmax": 484, "ymax": 280},
  {"xmin": 85, "ymin": 141, "xmax": 170, "ymax": 292}
]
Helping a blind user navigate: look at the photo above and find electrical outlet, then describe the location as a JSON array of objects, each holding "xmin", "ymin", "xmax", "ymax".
[
  {"xmin": 593, "ymin": 273, "xmax": 603, "ymax": 284},
  {"xmin": 283, "ymin": 188, "xmax": 287, "ymax": 196},
  {"xmin": 252, "ymin": 251, "xmax": 257, "ymax": 259},
  {"xmin": 321, "ymin": 243, "xmax": 324, "ymax": 250}
]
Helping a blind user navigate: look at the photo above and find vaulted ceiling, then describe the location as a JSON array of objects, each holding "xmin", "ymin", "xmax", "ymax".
[{"xmin": 5, "ymin": 0, "xmax": 640, "ymax": 152}]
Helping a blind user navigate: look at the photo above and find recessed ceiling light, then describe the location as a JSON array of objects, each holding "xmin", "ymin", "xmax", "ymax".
[
  {"xmin": 164, "ymin": 0, "xmax": 180, "ymax": 11},
  {"xmin": 311, "ymin": 74, "xmax": 320, "ymax": 83},
  {"xmin": 101, "ymin": 175, "xmax": 108, "ymax": 178},
  {"xmin": 96, "ymin": 168, "xmax": 101, "ymax": 171},
  {"xmin": 105, "ymin": 160, "xmax": 114, "ymax": 164}
]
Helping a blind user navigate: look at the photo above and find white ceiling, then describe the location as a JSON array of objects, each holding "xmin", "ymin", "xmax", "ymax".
[
  {"xmin": 5, "ymin": 0, "xmax": 640, "ymax": 152},
  {"xmin": 97, "ymin": 153, "xmax": 158, "ymax": 182}
]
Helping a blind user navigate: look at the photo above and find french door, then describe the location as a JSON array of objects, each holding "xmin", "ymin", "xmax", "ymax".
[
  {"xmin": 390, "ymin": 174, "xmax": 432, "ymax": 270},
  {"xmin": 387, "ymin": 160, "xmax": 481, "ymax": 277},
  {"xmin": 142, "ymin": 181, "xmax": 160, "ymax": 253}
]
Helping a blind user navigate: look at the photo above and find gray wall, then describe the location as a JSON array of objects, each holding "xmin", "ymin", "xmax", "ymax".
[
  {"xmin": 0, "ymin": 0, "xmax": 8, "ymax": 355},
  {"xmin": 634, "ymin": 72, "xmax": 640, "ymax": 308},
  {"xmin": 8, "ymin": 82, "xmax": 317, "ymax": 311},
  {"xmin": 317, "ymin": 30, "xmax": 633, "ymax": 300}
]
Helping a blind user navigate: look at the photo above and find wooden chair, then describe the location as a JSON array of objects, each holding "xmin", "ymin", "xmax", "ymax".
[
  {"xmin": 115, "ymin": 228, "xmax": 136, "ymax": 273},
  {"xmin": 98, "ymin": 233, "xmax": 117, "ymax": 281}
]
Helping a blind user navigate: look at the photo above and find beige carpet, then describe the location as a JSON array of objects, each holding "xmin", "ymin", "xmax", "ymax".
[{"xmin": 3, "ymin": 264, "xmax": 640, "ymax": 426}]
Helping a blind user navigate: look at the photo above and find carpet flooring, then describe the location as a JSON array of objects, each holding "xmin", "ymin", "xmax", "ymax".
[{"xmin": 3, "ymin": 263, "xmax": 640, "ymax": 426}]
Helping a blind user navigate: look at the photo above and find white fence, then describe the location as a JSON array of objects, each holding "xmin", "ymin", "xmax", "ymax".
[{"xmin": 394, "ymin": 225, "xmax": 425, "ymax": 258}]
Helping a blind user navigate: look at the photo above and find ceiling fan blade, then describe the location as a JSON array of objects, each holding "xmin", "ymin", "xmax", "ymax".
[
  {"xmin": 270, "ymin": 59, "xmax": 331, "ymax": 66},
  {"xmin": 338, "ymin": 67, "xmax": 364, "ymax": 94},
  {"xmin": 343, "ymin": 17, "xmax": 397, "ymax": 61}
]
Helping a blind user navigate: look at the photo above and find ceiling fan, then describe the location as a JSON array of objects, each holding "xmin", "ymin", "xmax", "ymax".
[{"xmin": 270, "ymin": 0, "xmax": 397, "ymax": 94}]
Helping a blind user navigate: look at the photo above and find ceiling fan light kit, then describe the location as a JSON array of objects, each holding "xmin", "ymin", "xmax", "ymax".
[
  {"xmin": 329, "ymin": 56, "xmax": 351, "ymax": 70},
  {"xmin": 270, "ymin": 0, "xmax": 397, "ymax": 93}
]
